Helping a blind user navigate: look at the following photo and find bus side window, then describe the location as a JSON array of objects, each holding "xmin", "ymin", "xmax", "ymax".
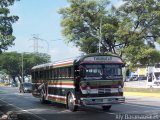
[
  {"xmin": 48, "ymin": 70, "xmax": 50, "ymax": 79},
  {"xmin": 51, "ymin": 69, "xmax": 54, "ymax": 80},
  {"xmin": 54, "ymin": 68, "xmax": 57, "ymax": 79},
  {"xmin": 36, "ymin": 71, "xmax": 38, "ymax": 80},
  {"xmin": 68, "ymin": 67, "xmax": 71, "ymax": 78},
  {"xmin": 59, "ymin": 68, "xmax": 61, "ymax": 79},
  {"xmin": 71, "ymin": 67, "xmax": 74, "ymax": 78},
  {"xmin": 68, "ymin": 67, "xmax": 74, "ymax": 78},
  {"xmin": 31, "ymin": 72, "xmax": 35, "ymax": 81},
  {"xmin": 43, "ymin": 71, "xmax": 46, "ymax": 80}
]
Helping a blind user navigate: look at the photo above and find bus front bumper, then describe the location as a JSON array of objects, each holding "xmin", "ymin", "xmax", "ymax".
[{"xmin": 80, "ymin": 96, "xmax": 125, "ymax": 106}]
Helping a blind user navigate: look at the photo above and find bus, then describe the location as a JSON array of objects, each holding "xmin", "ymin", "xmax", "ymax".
[{"xmin": 31, "ymin": 53, "xmax": 125, "ymax": 111}]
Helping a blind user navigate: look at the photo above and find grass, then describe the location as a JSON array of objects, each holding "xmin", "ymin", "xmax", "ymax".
[{"xmin": 0, "ymin": 83, "xmax": 11, "ymax": 87}]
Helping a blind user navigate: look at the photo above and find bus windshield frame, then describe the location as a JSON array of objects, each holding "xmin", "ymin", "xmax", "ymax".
[{"xmin": 80, "ymin": 63, "xmax": 123, "ymax": 80}]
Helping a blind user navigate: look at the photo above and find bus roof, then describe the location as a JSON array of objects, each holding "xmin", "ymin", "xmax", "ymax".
[
  {"xmin": 31, "ymin": 53, "xmax": 123, "ymax": 70},
  {"xmin": 31, "ymin": 59, "xmax": 74, "ymax": 70}
]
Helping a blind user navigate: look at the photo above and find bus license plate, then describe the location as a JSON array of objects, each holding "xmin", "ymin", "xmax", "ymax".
[
  {"xmin": 86, "ymin": 99, "xmax": 103, "ymax": 104},
  {"xmin": 108, "ymin": 98, "xmax": 116, "ymax": 102}
]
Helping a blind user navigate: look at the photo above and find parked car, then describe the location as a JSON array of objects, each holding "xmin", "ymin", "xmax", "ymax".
[
  {"xmin": 11, "ymin": 82, "xmax": 18, "ymax": 87},
  {"xmin": 128, "ymin": 76, "xmax": 138, "ymax": 81},
  {"xmin": 124, "ymin": 76, "xmax": 130, "ymax": 82},
  {"xmin": 19, "ymin": 82, "xmax": 32, "ymax": 93},
  {"xmin": 137, "ymin": 76, "xmax": 147, "ymax": 81}
]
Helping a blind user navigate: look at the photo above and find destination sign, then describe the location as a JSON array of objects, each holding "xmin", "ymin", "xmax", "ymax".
[
  {"xmin": 83, "ymin": 56, "xmax": 122, "ymax": 62},
  {"xmin": 94, "ymin": 56, "xmax": 112, "ymax": 61}
]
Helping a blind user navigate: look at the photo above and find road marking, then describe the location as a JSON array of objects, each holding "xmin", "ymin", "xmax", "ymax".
[
  {"xmin": 57, "ymin": 110, "xmax": 70, "ymax": 113},
  {"xmin": 125, "ymin": 103, "xmax": 160, "ymax": 110},
  {"xmin": 0, "ymin": 98, "xmax": 46, "ymax": 120}
]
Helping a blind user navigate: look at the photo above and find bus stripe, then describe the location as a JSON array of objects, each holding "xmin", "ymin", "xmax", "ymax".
[
  {"xmin": 49, "ymin": 83, "xmax": 74, "ymax": 85},
  {"xmin": 48, "ymin": 95, "xmax": 66, "ymax": 101},
  {"xmin": 48, "ymin": 85, "xmax": 75, "ymax": 88},
  {"xmin": 53, "ymin": 62, "xmax": 73, "ymax": 67}
]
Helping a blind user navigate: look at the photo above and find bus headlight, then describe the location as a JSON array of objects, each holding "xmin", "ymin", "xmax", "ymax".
[
  {"xmin": 118, "ymin": 86, "xmax": 123, "ymax": 92},
  {"xmin": 81, "ymin": 83, "xmax": 87, "ymax": 89},
  {"xmin": 86, "ymin": 86, "xmax": 91, "ymax": 94}
]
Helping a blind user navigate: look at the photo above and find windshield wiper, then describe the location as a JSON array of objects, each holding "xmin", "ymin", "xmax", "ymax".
[{"xmin": 104, "ymin": 73, "xmax": 113, "ymax": 79}]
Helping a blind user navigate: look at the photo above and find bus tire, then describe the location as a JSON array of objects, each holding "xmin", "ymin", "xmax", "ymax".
[
  {"xmin": 67, "ymin": 93, "xmax": 78, "ymax": 112},
  {"xmin": 40, "ymin": 89, "xmax": 46, "ymax": 104},
  {"xmin": 102, "ymin": 105, "xmax": 112, "ymax": 111}
]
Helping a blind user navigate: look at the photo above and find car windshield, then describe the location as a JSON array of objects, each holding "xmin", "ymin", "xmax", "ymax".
[
  {"xmin": 138, "ymin": 76, "xmax": 147, "ymax": 80},
  {"xmin": 23, "ymin": 83, "xmax": 32, "ymax": 87},
  {"xmin": 81, "ymin": 64, "xmax": 122, "ymax": 80},
  {"xmin": 155, "ymin": 72, "xmax": 160, "ymax": 80}
]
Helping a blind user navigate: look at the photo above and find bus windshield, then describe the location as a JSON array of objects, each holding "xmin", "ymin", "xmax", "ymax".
[
  {"xmin": 104, "ymin": 65, "xmax": 122, "ymax": 79},
  {"xmin": 81, "ymin": 64, "xmax": 122, "ymax": 80}
]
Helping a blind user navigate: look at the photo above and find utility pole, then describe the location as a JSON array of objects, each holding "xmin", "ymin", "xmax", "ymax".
[
  {"xmin": 98, "ymin": 18, "xmax": 102, "ymax": 53},
  {"xmin": 30, "ymin": 34, "xmax": 42, "ymax": 53},
  {"xmin": 30, "ymin": 34, "xmax": 49, "ymax": 53},
  {"xmin": 21, "ymin": 53, "xmax": 24, "ymax": 83},
  {"xmin": 32, "ymin": 34, "xmax": 40, "ymax": 53}
]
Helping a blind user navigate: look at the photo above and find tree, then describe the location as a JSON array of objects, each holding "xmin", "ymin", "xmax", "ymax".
[
  {"xmin": 0, "ymin": 0, "xmax": 20, "ymax": 53},
  {"xmin": 0, "ymin": 52, "xmax": 50, "ymax": 83},
  {"xmin": 114, "ymin": 0, "xmax": 160, "ymax": 66},
  {"xmin": 22, "ymin": 53, "xmax": 51, "ymax": 79},
  {"xmin": 59, "ymin": 0, "xmax": 112, "ymax": 53},
  {"xmin": 59, "ymin": 0, "xmax": 160, "ymax": 66}
]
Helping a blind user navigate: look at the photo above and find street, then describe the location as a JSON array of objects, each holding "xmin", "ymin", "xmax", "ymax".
[{"xmin": 0, "ymin": 86, "xmax": 160, "ymax": 120}]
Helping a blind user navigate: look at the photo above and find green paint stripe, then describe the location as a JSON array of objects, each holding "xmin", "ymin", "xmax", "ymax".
[
  {"xmin": 81, "ymin": 80, "xmax": 122, "ymax": 86},
  {"xmin": 48, "ymin": 98, "xmax": 66, "ymax": 104},
  {"xmin": 37, "ymin": 79, "xmax": 74, "ymax": 83}
]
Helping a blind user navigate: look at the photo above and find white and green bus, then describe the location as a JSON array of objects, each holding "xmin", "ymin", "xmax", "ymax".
[{"xmin": 31, "ymin": 53, "xmax": 125, "ymax": 111}]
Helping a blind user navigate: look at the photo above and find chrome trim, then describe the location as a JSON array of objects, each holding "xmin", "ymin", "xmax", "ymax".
[
  {"xmin": 80, "ymin": 96, "xmax": 125, "ymax": 105},
  {"xmin": 80, "ymin": 96, "xmax": 125, "ymax": 100}
]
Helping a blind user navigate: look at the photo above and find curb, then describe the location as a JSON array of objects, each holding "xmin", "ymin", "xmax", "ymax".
[{"xmin": 124, "ymin": 92, "xmax": 160, "ymax": 97}]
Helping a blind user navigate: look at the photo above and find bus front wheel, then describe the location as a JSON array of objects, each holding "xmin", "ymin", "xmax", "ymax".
[
  {"xmin": 102, "ymin": 105, "xmax": 112, "ymax": 111},
  {"xmin": 67, "ymin": 93, "xmax": 78, "ymax": 112}
]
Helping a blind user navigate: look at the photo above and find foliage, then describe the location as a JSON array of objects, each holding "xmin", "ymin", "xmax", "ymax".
[
  {"xmin": 0, "ymin": 0, "xmax": 20, "ymax": 53},
  {"xmin": 22, "ymin": 52, "xmax": 51, "ymax": 77},
  {"xmin": 59, "ymin": 0, "xmax": 112, "ymax": 53},
  {"xmin": 115, "ymin": 0, "xmax": 160, "ymax": 65},
  {"xmin": 59, "ymin": 0, "xmax": 160, "ymax": 66},
  {"xmin": 0, "ymin": 70, "xmax": 8, "ymax": 81},
  {"xmin": 0, "ymin": 52, "xmax": 50, "ymax": 82}
]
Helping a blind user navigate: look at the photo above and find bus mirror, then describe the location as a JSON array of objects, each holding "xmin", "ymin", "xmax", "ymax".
[
  {"xmin": 75, "ymin": 70, "xmax": 80, "ymax": 76},
  {"xmin": 122, "ymin": 63, "xmax": 125, "ymax": 67},
  {"xmin": 80, "ymin": 69, "xmax": 85, "ymax": 77}
]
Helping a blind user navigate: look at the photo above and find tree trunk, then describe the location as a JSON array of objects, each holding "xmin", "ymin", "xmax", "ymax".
[
  {"xmin": 17, "ymin": 76, "xmax": 22, "ymax": 84},
  {"xmin": 12, "ymin": 76, "xmax": 16, "ymax": 83}
]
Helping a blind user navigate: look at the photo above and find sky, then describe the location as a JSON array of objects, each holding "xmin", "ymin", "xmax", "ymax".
[{"xmin": 8, "ymin": 0, "xmax": 123, "ymax": 61}]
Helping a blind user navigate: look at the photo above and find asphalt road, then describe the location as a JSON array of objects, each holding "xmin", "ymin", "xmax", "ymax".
[{"xmin": 0, "ymin": 86, "xmax": 160, "ymax": 120}]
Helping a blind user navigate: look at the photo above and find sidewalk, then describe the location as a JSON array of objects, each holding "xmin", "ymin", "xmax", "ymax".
[{"xmin": 0, "ymin": 99, "xmax": 42, "ymax": 120}]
